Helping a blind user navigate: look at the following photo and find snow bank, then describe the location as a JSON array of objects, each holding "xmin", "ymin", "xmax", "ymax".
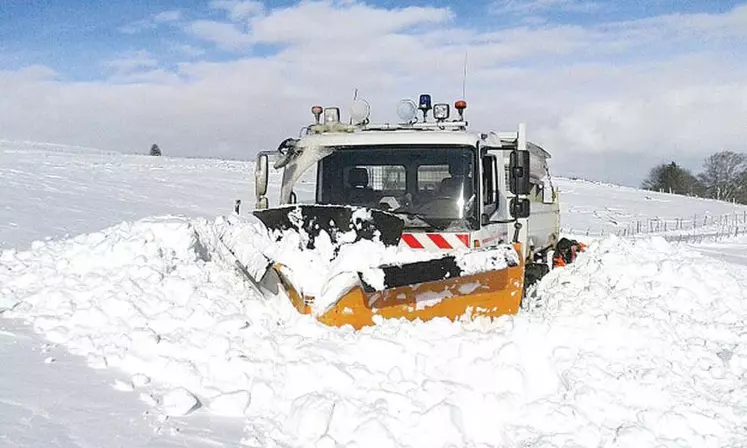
[{"xmin": 2, "ymin": 217, "xmax": 747, "ymax": 447}]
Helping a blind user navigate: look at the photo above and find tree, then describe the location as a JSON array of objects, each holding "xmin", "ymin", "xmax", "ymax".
[
  {"xmin": 149, "ymin": 143, "xmax": 162, "ymax": 156},
  {"xmin": 641, "ymin": 161, "xmax": 703, "ymax": 196},
  {"xmin": 698, "ymin": 151, "xmax": 746, "ymax": 202},
  {"xmin": 737, "ymin": 169, "xmax": 747, "ymax": 205}
]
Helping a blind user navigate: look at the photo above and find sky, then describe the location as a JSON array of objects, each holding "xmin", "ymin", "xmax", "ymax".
[{"xmin": 1, "ymin": 0, "xmax": 746, "ymax": 186}]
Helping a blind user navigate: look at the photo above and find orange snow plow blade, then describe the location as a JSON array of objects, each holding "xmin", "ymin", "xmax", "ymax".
[
  {"xmin": 246, "ymin": 205, "xmax": 526, "ymax": 329},
  {"xmin": 273, "ymin": 245, "xmax": 525, "ymax": 330}
]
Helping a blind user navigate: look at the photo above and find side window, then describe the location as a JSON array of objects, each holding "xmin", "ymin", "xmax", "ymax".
[{"xmin": 482, "ymin": 155, "xmax": 498, "ymax": 206}]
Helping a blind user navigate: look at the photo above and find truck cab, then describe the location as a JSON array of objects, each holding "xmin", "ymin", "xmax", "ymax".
[{"xmin": 255, "ymin": 95, "xmax": 560, "ymax": 265}]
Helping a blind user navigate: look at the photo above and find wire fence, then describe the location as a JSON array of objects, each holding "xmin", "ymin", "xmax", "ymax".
[{"xmin": 562, "ymin": 211, "xmax": 747, "ymax": 244}]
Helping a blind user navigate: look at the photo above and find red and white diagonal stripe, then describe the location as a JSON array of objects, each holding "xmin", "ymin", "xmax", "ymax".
[{"xmin": 400, "ymin": 232, "xmax": 470, "ymax": 250}]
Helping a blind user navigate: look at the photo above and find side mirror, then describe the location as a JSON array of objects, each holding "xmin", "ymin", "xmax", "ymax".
[
  {"xmin": 509, "ymin": 150, "xmax": 531, "ymax": 195},
  {"xmin": 255, "ymin": 153, "xmax": 269, "ymax": 198},
  {"xmin": 289, "ymin": 191, "xmax": 297, "ymax": 204},
  {"xmin": 510, "ymin": 197, "xmax": 530, "ymax": 218}
]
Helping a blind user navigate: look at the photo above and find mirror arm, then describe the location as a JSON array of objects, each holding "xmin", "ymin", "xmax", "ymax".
[{"xmin": 512, "ymin": 221, "xmax": 522, "ymax": 243}]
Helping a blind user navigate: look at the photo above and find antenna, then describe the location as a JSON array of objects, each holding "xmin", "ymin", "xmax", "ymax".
[
  {"xmin": 461, "ymin": 52, "xmax": 468, "ymax": 100},
  {"xmin": 350, "ymin": 88, "xmax": 358, "ymax": 124}
]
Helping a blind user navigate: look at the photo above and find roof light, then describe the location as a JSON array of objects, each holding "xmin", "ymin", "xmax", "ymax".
[
  {"xmin": 418, "ymin": 94, "xmax": 432, "ymax": 111},
  {"xmin": 311, "ymin": 105, "xmax": 323, "ymax": 124},
  {"xmin": 324, "ymin": 107, "xmax": 340, "ymax": 124},
  {"xmin": 397, "ymin": 99, "xmax": 417, "ymax": 123},
  {"xmin": 433, "ymin": 103, "xmax": 450, "ymax": 120},
  {"xmin": 454, "ymin": 100, "xmax": 467, "ymax": 120},
  {"xmin": 349, "ymin": 98, "xmax": 370, "ymax": 125}
]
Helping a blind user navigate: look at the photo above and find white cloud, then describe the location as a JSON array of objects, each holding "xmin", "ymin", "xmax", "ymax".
[
  {"xmin": 172, "ymin": 44, "xmax": 206, "ymax": 58},
  {"xmin": 4, "ymin": 2, "xmax": 747, "ymax": 186},
  {"xmin": 185, "ymin": 20, "xmax": 253, "ymax": 50},
  {"xmin": 0, "ymin": 65, "xmax": 56, "ymax": 79},
  {"xmin": 187, "ymin": 0, "xmax": 452, "ymax": 49},
  {"xmin": 104, "ymin": 50, "xmax": 159, "ymax": 74},
  {"xmin": 120, "ymin": 9, "xmax": 183, "ymax": 34},
  {"xmin": 101, "ymin": 51, "xmax": 179, "ymax": 84},
  {"xmin": 249, "ymin": 1, "xmax": 452, "ymax": 44},
  {"xmin": 154, "ymin": 10, "xmax": 183, "ymax": 23},
  {"xmin": 491, "ymin": 0, "xmax": 600, "ymax": 14},
  {"xmin": 606, "ymin": 4, "xmax": 747, "ymax": 39},
  {"xmin": 210, "ymin": 0, "xmax": 264, "ymax": 21}
]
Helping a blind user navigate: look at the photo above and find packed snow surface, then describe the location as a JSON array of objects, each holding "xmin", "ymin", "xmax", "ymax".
[
  {"xmin": 3, "ymin": 143, "xmax": 747, "ymax": 447},
  {"xmin": 2, "ymin": 214, "xmax": 747, "ymax": 447}
]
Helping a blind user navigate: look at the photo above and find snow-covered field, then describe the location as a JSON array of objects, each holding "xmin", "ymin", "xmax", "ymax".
[
  {"xmin": 2, "ymin": 143, "xmax": 747, "ymax": 447},
  {"xmin": 556, "ymin": 177, "xmax": 747, "ymax": 240}
]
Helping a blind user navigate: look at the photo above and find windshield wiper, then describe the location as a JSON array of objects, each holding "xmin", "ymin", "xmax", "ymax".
[{"xmin": 390, "ymin": 210, "xmax": 438, "ymax": 229}]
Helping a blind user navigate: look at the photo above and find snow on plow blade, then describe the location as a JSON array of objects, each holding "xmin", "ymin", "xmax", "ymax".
[
  {"xmin": 252, "ymin": 204, "xmax": 404, "ymax": 249},
  {"xmin": 274, "ymin": 244, "xmax": 525, "ymax": 330},
  {"xmin": 247, "ymin": 204, "xmax": 525, "ymax": 329}
]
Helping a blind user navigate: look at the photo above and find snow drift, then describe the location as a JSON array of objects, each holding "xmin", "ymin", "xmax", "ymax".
[{"xmin": 1, "ymin": 216, "xmax": 746, "ymax": 447}]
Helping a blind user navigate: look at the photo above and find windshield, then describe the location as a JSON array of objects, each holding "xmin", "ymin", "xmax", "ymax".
[{"xmin": 316, "ymin": 145, "xmax": 478, "ymax": 231}]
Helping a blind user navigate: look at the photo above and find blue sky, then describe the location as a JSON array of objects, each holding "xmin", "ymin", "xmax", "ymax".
[
  {"xmin": 2, "ymin": 0, "xmax": 743, "ymax": 80},
  {"xmin": 1, "ymin": 0, "xmax": 746, "ymax": 185}
]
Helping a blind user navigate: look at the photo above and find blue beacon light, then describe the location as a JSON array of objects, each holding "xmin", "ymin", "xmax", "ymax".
[{"xmin": 418, "ymin": 94, "xmax": 432, "ymax": 111}]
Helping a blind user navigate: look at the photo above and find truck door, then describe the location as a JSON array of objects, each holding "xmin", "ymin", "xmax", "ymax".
[{"xmin": 477, "ymin": 152, "xmax": 509, "ymax": 246}]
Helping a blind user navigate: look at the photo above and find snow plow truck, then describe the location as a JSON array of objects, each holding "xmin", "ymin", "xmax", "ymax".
[{"xmin": 235, "ymin": 94, "xmax": 580, "ymax": 329}]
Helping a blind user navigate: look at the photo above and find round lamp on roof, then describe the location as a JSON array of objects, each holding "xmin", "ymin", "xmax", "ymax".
[
  {"xmin": 397, "ymin": 99, "xmax": 417, "ymax": 123},
  {"xmin": 350, "ymin": 98, "xmax": 370, "ymax": 125}
]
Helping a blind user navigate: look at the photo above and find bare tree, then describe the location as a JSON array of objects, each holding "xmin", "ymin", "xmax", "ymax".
[{"xmin": 698, "ymin": 151, "xmax": 746, "ymax": 201}]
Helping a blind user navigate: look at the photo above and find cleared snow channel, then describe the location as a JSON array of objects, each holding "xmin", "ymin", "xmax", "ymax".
[{"xmin": 1, "ymin": 216, "xmax": 747, "ymax": 447}]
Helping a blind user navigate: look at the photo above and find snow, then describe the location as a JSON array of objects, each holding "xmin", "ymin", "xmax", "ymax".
[
  {"xmin": 555, "ymin": 177, "xmax": 747, "ymax": 237},
  {"xmin": 162, "ymin": 388, "xmax": 201, "ymax": 417},
  {"xmin": 0, "ymin": 142, "xmax": 285, "ymax": 250},
  {"xmin": 2, "ymin": 142, "xmax": 747, "ymax": 447},
  {"xmin": 0, "ymin": 319, "xmax": 246, "ymax": 447},
  {"xmin": 218, "ymin": 208, "xmax": 518, "ymax": 312}
]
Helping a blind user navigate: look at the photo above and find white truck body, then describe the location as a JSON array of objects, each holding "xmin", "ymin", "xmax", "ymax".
[{"xmin": 258, "ymin": 115, "xmax": 560, "ymax": 262}]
